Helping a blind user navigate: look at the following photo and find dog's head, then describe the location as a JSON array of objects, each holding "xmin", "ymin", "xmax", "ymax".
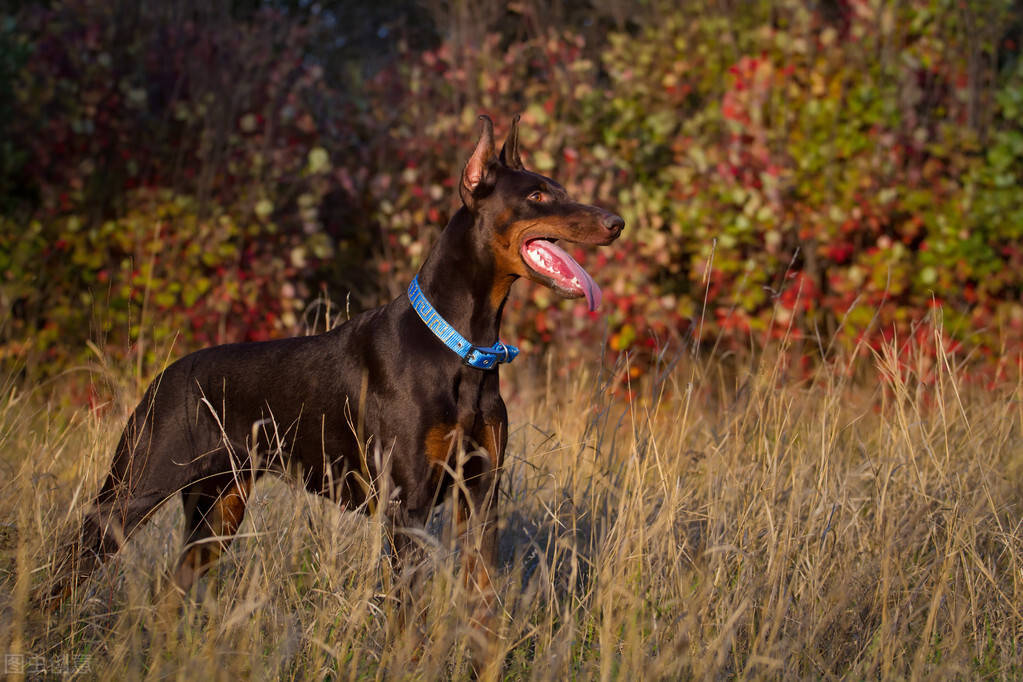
[{"xmin": 459, "ymin": 115, "xmax": 624, "ymax": 311}]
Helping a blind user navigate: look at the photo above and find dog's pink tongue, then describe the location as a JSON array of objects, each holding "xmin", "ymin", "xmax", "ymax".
[{"xmin": 521, "ymin": 240, "xmax": 602, "ymax": 311}]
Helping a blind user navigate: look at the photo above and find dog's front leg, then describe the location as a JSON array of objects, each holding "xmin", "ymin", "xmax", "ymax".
[
  {"xmin": 381, "ymin": 502, "xmax": 430, "ymax": 665},
  {"xmin": 458, "ymin": 419, "xmax": 506, "ymax": 676},
  {"xmin": 456, "ymin": 466, "xmax": 500, "ymax": 603}
]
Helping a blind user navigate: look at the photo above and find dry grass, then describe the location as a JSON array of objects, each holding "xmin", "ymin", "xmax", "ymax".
[{"xmin": 1, "ymin": 338, "xmax": 1022, "ymax": 680}]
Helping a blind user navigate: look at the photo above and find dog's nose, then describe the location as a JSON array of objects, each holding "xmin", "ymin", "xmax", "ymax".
[{"xmin": 602, "ymin": 213, "xmax": 625, "ymax": 237}]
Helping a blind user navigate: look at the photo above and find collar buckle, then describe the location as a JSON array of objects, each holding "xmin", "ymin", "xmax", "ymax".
[{"xmin": 463, "ymin": 348, "xmax": 494, "ymax": 369}]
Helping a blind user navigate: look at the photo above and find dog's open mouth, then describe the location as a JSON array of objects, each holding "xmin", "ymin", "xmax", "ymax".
[{"xmin": 520, "ymin": 238, "xmax": 601, "ymax": 311}]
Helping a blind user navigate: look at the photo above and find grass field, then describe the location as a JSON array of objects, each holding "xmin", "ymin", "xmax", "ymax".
[{"xmin": 1, "ymin": 336, "xmax": 1021, "ymax": 679}]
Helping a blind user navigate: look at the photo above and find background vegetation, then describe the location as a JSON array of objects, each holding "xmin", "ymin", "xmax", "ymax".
[
  {"xmin": 1, "ymin": 0, "xmax": 1023, "ymax": 679},
  {"xmin": 1, "ymin": 0, "xmax": 1022, "ymax": 386}
]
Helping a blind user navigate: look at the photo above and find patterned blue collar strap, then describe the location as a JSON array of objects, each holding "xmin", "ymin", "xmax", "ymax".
[{"xmin": 408, "ymin": 275, "xmax": 519, "ymax": 370}]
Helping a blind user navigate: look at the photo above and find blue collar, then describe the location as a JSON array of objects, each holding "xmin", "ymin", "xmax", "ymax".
[{"xmin": 407, "ymin": 275, "xmax": 519, "ymax": 370}]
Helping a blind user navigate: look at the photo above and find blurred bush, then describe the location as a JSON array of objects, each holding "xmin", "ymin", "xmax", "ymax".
[
  {"xmin": 1, "ymin": 0, "xmax": 1022, "ymax": 383},
  {"xmin": 0, "ymin": 0, "xmax": 365, "ymax": 373}
]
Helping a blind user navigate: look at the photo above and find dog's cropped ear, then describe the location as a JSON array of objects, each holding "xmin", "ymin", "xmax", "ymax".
[
  {"xmin": 460, "ymin": 115, "xmax": 496, "ymax": 208},
  {"xmin": 499, "ymin": 114, "xmax": 523, "ymax": 170}
]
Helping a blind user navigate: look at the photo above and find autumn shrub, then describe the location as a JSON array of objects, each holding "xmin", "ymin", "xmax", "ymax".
[
  {"xmin": 353, "ymin": 0, "xmax": 1023, "ymax": 383},
  {"xmin": 2, "ymin": 0, "xmax": 1022, "ymax": 387},
  {"xmin": 1, "ymin": 0, "xmax": 354, "ymax": 374}
]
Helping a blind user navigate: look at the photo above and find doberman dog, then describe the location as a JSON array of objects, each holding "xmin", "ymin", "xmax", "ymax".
[{"xmin": 49, "ymin": 115, "xmax": 623, "ymax": 631}]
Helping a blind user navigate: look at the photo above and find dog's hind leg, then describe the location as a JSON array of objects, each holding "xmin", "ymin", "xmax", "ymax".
[
  {"xmin": 54, "ymin": 387, "xmax": 187, "ymax": 593},
  {"xmin": 45, "ymin": 487, "xmax": 172, "ymax": 608},
  {"xmin": 172, "ymin": 471, "xmax": 253, "ymax": 594}
]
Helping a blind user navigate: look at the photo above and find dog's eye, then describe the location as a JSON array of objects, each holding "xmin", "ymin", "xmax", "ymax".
[{"xmin": 527, "ymin": 191, "xmax": 545, "ymax": 203}]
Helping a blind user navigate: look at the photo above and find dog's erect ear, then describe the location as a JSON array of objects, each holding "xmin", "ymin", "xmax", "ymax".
[
  {"xmin": 499, "ymin": 114, "xmax": 524, "ymax": 170},
  {"xmin": 460, "ymin": 115, "xmax": 496, "ymax": 207}
]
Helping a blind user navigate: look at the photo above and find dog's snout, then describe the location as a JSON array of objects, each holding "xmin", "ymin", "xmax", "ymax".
[{"xmin": 602, "ymin": 213, "xmax": 625, "ymax": 237}]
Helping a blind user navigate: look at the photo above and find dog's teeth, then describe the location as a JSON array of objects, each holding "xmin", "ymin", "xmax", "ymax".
[{"xmin": 528, "ymin": 246, "xmax": 549, "ymax": 268}]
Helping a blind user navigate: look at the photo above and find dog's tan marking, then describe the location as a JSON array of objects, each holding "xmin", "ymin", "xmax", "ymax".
[
  {"xmin": 492, "ymin": 214, "xmax": 597, "ymax": 278},
  {"xmin": 173, "ymin": 477, "xmax": 252, "ymax": 591},
  {"xmin": 424, "ymin": 423, "xmax": 461, "ymax": 466},
  {"xmin": 473, "ymin": 419, "xmax": 503, "ymax": 468}
]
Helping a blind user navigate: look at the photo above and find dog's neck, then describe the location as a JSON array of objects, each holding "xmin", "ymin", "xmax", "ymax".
[{"xmin": 414, "ymin": 207, "xmax": 510, "ymax": 347}]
